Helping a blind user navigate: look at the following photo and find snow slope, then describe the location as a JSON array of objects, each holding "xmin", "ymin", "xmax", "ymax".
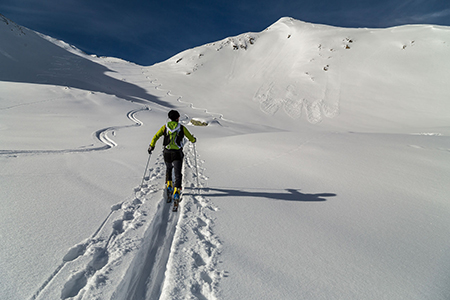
[{"xmin": 1, "ymin": 15, "xmax": 450, "ymax": 300}]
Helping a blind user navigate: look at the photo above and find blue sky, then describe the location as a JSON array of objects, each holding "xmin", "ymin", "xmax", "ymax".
[{"xmin": 1, "ymin": 0, "xmax": 449, "ymax": 65}]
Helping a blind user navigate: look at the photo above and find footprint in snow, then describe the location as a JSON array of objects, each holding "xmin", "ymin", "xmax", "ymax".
[
  {"xmin": 63, "ymin": 243, "xmax": 87, "ymax": 262},
  {"xmin": 60, "ymin": 247, "xmax": 109, "ymax": 299}
]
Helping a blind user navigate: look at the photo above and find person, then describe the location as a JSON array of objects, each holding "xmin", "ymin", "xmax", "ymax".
[{"xmin": 148, "ymin": 110, "xmax": 196, "ymax": 200}]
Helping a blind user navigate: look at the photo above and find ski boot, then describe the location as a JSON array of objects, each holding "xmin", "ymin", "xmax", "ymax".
[
  {"xmin": 172, "ymin": 187, "xmax": 181, "ymax": 212},
  {"xmin": 166, "ymin": 181, "xmax": 173, "ymax": 203}
]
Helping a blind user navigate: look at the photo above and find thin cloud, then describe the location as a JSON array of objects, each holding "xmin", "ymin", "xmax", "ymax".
[
  {"xmin": 407, "ymin": 8, "xmax": 450, "ymax": 23},
  {"xmin": 381, "ymin": 0, "xmax": 450, "ymax": 26}
]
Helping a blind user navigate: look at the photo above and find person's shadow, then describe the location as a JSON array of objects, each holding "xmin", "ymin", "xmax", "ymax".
[{"xmin": 190, "ymin": 187, "xmax": 336, "ymax": 202}]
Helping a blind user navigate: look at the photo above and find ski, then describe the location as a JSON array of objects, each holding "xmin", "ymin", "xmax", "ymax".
[
  {"xmin": 166, "ymin": 187, "xmax": 173, "ymax": 203},
  {"xmin": 165, "ymin": 181, "xmax": 181, "ymax": 212},
  {"xmin": 172, "ymin": 199, "xmax": 179, "ymax": 212},
  {"xmin": 172, "ymin": 192, "xmax": 181, "ymax": 212}
]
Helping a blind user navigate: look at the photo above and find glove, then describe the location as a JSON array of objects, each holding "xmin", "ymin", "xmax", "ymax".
[{"xmin": 148, "ymin": 146, "xmax": 154, "ymax": 154}]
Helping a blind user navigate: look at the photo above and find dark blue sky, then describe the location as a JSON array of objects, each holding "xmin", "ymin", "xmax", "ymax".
[{"xmin": 1, "ymin": 0, "xmax": 449, "ymax": 65}]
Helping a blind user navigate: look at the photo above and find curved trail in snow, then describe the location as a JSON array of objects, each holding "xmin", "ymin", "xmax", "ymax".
[
  {"xmin": 142, "ymin": 71, "xmax": 283, "ymax": 134},
  {"xmin": 31, "ymin": 145, "xmax": 221, "ymax": 300},
  {"xmin": 31, "ymin": 69, "xmax": 223, "ymax": 300},
  {"xmin": 143, "ymin": 71, "xmax": 232, "ymax": 124},
  {"xmin": 0, "ymin": 106, "xmax": 150, "ymax": 157}
]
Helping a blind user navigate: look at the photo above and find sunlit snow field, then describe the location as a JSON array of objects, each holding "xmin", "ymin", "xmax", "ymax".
[{"xmin": 1, "ymin": 15, "xmax": 450, "ymax": 300}]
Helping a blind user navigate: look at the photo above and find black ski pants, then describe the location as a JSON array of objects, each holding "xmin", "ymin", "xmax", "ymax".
[{"xmin": 163, "ymin": 149, "xmax": 184, "ymax": 189}]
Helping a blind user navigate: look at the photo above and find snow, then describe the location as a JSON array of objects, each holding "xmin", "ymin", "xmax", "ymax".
[{"xmin": 1, "ymin": 14, "xmax": 450, "ymax": 300}]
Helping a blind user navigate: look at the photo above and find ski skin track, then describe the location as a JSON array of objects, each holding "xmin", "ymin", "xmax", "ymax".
[
  {"xmin": 26, "ymin": 107, "xmax": 148, "ymax": 300},
  {"xmin": 111, "ymin": 151, "xmax": 186, "ymax": 299},
  {"xmin": 29, "ymin": 151, "xmax": 177, "ymax": 300},
  {"xmin": 29, "ymin": 200, "xmax": 123, "ymax": 300},
  {"xmin": 135, "ymin": 70, "xmax": 223, "ymax": 299},
  {"xmin": 112, "ymin": 195, "xmax": 179, "ymax": 300},
  {"xmin": 27, "ymin": 65, "xmax": 220, "ymax": 300},
  {"xmin": 112, "ymin": 145, "xmax": 214, "ymax": 300}
]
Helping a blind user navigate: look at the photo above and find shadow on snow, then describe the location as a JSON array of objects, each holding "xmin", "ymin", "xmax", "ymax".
[
  {"xmin": 190, "ymin": 187, "xmax": 336, "ymax": 202},
  {"xmin": 0, "ymin": 25, "xmax": 171, "ymax": 108}
]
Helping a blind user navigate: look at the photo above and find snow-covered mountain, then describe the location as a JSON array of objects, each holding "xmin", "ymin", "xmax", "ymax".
[
  {"xmin": 151, "ymin": 17, "xmax": 450, "ymax": 132},
  {"xmin": 1, "ymin": 14, "xmax": 450, "ymax": 300}
]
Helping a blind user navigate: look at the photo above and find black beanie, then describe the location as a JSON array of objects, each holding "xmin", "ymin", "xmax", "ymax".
[{"xmin": 168, "ymin": 110, "xmax": 180, "ymax": 121}]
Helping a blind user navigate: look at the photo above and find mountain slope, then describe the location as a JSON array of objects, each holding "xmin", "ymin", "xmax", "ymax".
[
  {"xmin": 1, "ymin": 15, "xmax": 450, "ymax": 300},
  {"xmin": 151, "ymin": 17, "xmax": 450, "ymax": 132}
]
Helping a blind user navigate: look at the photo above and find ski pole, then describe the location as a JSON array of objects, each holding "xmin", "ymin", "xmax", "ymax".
[
  {"xmin": 139, "ymin": 153, "xmax": 152, "ymax": 188},
  {"xmin": 193, "ymin": 143, "xmax": 200, "ymax": 193}
]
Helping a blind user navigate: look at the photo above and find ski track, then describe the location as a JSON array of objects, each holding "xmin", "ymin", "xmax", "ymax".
[
  {"xmin": 159, "ymin": 143, "xmax": 223, "ymax": 300},
  {"xmin": 30, "ymin": 153, "xmax": 167, "ymax": 300},
  {"xmin": 141, "ymin": 68, "xmax": 232, "ymax": 124},
  {"xmin": 29, "ymin": 123, "xmax": 222, "ymax": 300},
  {"xmin": 29, "ymin": 68, "xmax": 222, "ymax": 300},
  {"xmin": 113, "ymin": 190, "xmax": 178, "ymax": 300},
  {"xmin": 134, "ymin": 69, "xmax": 223, "ymax": 299},
  {"xmin": 111, "ymin": 143, "xmax": 222, "ymax": 300},
  {"xmin": 0, "ymin": 96, "xmax": 66, "ymax": 111},
  {"xmin": 27, "ymin": 106, "xmax": 153, "ymax": 300},
  {"xmin": 136, "ymin": 69, "xmax": 224, "ymax": 299},
  {"xmin": 0, "ymin": 106, "xmax": 150, "ymax": 157}
]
